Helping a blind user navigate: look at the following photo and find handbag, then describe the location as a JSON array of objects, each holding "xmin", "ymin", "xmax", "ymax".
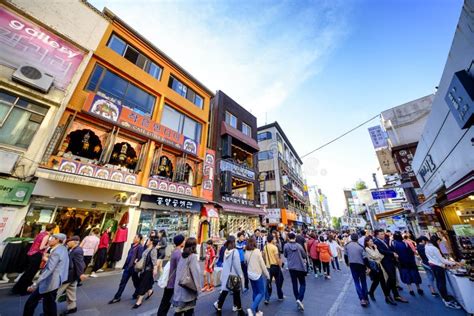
[
  {"xmin": 158, "ymin": 261, "xmax": 171, "ymax": 288},
  {"xmin": 134, "ymin": 257, "xmax": 145, "ymax": 272},
  {"xmin": 226, "ymin": 250, "xmax": 242, "ymax": 291},
  {"xmin": 178, "ymin": 256, "xmax": 197, "ymax": 293}
]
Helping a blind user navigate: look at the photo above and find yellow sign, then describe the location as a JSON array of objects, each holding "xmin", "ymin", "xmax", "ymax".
[{"xmin": 376, "ymin": 148, "xmax": 398, "ymax": 174}]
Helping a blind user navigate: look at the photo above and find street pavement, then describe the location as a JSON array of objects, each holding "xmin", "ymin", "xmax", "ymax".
[{"xmin": 0, "ymin": 263, "xmax": 468, "ymax": 316}]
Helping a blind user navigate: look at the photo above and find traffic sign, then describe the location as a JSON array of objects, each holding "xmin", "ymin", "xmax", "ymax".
[{"xmin": 371, "ymin": 189, "xmax": 397, "ymax": 200}]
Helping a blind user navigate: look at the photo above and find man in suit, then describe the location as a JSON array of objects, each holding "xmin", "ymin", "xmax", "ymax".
[
  {"xmin": 23, "ymin": 233, "xmax": 70, "ymax": 316},
  {"xmin": 57, "ymin": 235, "xmax": 87, "ymax": 315},
  {"xmin": 373, "ymin": 229, "xmax": 408, "ymax": 304}
]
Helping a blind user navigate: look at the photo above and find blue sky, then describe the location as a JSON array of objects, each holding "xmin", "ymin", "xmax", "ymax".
[{"xmin": 89, "ymin": 0, "xmax": 463, "ymax": 216}]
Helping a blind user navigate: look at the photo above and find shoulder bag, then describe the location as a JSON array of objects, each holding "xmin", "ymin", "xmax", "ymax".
[
  {"xmin": 134, "ymin": 252, "xmax": 146, "ymax": 272},
  {"xmin": 178, "ymin": 256, "xmax": 197, "ymax": 293},
  {"xmin": 226, "ymin": 250, "xmax": 241, "ymax": 291}
]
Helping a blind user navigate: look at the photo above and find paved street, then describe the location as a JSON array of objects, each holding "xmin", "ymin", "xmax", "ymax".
[{"xmin": 0, "ymin": 263, "xmax": 467, "ymax": 316}]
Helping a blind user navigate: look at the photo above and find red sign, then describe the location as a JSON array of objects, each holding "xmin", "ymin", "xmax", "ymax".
[
  {"xmin": 83, "ymin": 93, "xmax": 199, "ymax": 155},
  {"xmin": 200, "ymin": 149, "xmax": 215, "ymax": 201}
]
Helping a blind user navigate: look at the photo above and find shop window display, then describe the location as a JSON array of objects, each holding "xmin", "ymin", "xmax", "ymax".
[
  {"xmin": 60, "ymin": 121, "xmax": 108, "ymax": 161},
  {"xmin": 109, "ymin": 142, "xmax": 138, "ymax": 169},
  {"xmin": 154, "ymin": 156, "xmax": 174, "ymax": 179},
  {"xmin": 138, "ymin": 211, "xmax": 190, "ymax": 242}
]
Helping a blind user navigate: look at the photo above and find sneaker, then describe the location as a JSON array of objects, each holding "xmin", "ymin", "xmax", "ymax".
[
  {"xmin": 264, "ymin": 300, "xmax": 269, "ymax": 305},
  {"xmin": 326, "ymin": 275, "xmax": 331, "ymax": 279},
  {"xmin": 256, "ymin": 312, "xmax": 263, "ymax": 316},
  {"xmin": 314, "ymin": 274, "xmax": 318, "ymax": 278},
  {"xmin": 97, "ymin": 269, "xmax": 104, "ymax": 272},
  {"xmin": 232, "ymin": 306, "xmax": 239, "ymax": 312},
  {"xmin": 431, "ymin": 292, "xmax": 439, "ymax": 297},
  {"xmin": 213, "ymin": 301, "xmax": 221, "ymax": 311},
  {"xmin": 278, "ymin": 296, "xmax": 286, "ymax": 301},
  {"xmin": 296, "ymin": 299, "xmax": 304, "ymax": 311},
  {"xmin": 444, "ymin": 300, "xmax": 461, "ymax": 309},
  {"xmin": 89, "ymin": 272, "xmax": 97, "ymax": 278},
  {"xmin": 247, "ymin": 308, "xmax": 254, "ymax": 316}
]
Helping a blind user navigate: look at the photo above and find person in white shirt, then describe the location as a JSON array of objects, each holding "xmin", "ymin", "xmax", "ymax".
[
  {"xmin": 358, "ymin": 230, "xmax": 367, "ymax": 247},
  {"xmin": 425, "ymin": 235, "xmax": 462, "ymax": 310}
]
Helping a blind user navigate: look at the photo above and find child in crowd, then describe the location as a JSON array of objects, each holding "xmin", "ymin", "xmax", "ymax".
[{"xmin": 202, "ymin": 239, "xmax": 217, "ymax": 292}]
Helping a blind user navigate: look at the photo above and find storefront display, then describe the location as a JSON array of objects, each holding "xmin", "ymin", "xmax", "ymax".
[{"xmin": 218, "ymin": 213, "xmax": 259, "ymax": 237}]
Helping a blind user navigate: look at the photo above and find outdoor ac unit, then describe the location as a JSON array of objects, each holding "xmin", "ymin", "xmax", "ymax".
[
  {"xmin": 0, "ymin": 149, "xmax": 19, "ymax": 175},
  {"xmin": 12, "ymin": 65, "xmax": 54, "ymax": 93}
]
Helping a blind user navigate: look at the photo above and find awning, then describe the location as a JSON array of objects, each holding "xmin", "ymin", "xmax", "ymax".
[
  {"xmin": 221, "ymin": 121, "xmax": 259, "ymax": 151},
  {"xmin": 202, "ymin": 204, "xmax": 219, "ymax": 218},
  {"xmin": 374, "ymin": 208, "xmax": 407, "ymax": 220},
  {"xmin": 36, "ymin": 168, "xmax": 150, "ymax": 194},
  {"xmin": 220, "ymin": 203, "xmax": 265, "ymax": 216},
  {"xmin": 446, "ymin": 174, "xmax": 474, "ymax": 202},
  {"xmin": 140, "ymin": 192, "xmax": 207, "ymax": 212},
  {"xmin": 416, "ymin": 194, "xmax": 437, "ymax": 214}
]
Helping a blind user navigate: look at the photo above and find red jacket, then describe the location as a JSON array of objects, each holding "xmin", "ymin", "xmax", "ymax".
[
  {"xmin": 317, "ymin": 242, "xmax": 332, "ymax": 263},
  {"xmin": 307, "ymin": 238, "xmax": 319, "ymax": 260}
]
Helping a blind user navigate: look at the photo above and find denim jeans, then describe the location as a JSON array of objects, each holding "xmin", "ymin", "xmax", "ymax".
[
  {"xmin": 350, "ymin": 263, "xmax": 368, "ymax": 300},
  {"xmin": 289, "ymin": 269, "xmax": 306, "ymax": 301},
  {"xmin": 250, "ymin": 275, "xmax": 266, "ymax": 313},
  {"xmin": 331, "ymin": 257, "xmax": 340, "ymax": 270}
]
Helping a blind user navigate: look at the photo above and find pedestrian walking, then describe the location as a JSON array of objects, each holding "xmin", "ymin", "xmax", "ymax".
[
  {"xmin": 358, "ymin": 230, "xmax": 367, "ymax": 247},
  {"xmin": 78, "ymin": 228, "xmax": 100, "ymax": 285},
  {"xmin": 90, "ymin": 227, "xmax": 110, "ymax": 278},
  {"xmin": 392, "ymin": 232, "xmax": 423, "ymax": 296},
  {"xmin": 284, "ymin": 232, "xmax": 307, "ymax": 311},
  {"xmin": 132, "ymin": 237, "xmax": 158, "ymax": 309},
  {"xmin": 157, "ymin": 234, "xmax": 185, "ymax": 315},
  {"xmin": 416, "ymin": 236, "xmax": 439, "ymax": 297},
  {"xmin": 108, "ymin": 234, "xmax": 144, "ymax": 304},
  {"xmin": 344, "ymin": 233, "xmax": 370, "ymax": 307},
  {"xmin": 156, "ymin": 229, "xmax": 167, "ymax": 273},
  {"xmin": 57, "ymin": 236, "xmax": 87, "ymax": 315},
  {"xmin": 307, "ymin": 233, "xmax": 321, "ymax": 277},
  {"xmin": 328, "ymin": 235, "xmax": 342, "ymax": 272},
  {"xmin": 245, "ymin": 237, "xmax": 270, "ymax": 316},
  {"xmin": 263, "ymin": 235, "xmax": 284, "ymax": 304},
  {"xmin": 236, "ymin": 232, "xmax": 249, "ymax": 293},
  {"xmin": 364, "ymin": 236, "xmax": 394, "ymax": 305},
  {"xmin": 214, "ymin": 241, "xmax": 227, "ymax": 287},
  {"xmin": 23, "ymin": 233, "xmax": 69, "ymax": 316},
  {"xmin": 172, "ymin": 237, "xmax": 202, "ymax": 316},
  {"xmin": 214, "ymin": 236, "xmax": 246, "ymax": 316},
  {"xmin": 317, "ymin": 236, "xmax": 332, "ymax": 279},
  {"xmin": 202, "ymin": 239, "xmax": 217, "ymax": 292},
  {"xmin": 254, "ymin": 229, "xmax": 264, "ymax": 251},
  {"xmin": 12, "ymin": 224, "xmax": 56, "ymax": 295},
  {"xmin": 373, "ymin": 229, "xmax": 408, "ymax": 303},
  {"xmin": 425, "ymin": 235, "xmax": 462, "ymax": 309}
]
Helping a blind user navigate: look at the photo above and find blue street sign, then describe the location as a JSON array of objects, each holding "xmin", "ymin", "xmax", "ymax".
[{"xmin": 371, "ymin": 189, "xmax": 397, "ymax": 200}]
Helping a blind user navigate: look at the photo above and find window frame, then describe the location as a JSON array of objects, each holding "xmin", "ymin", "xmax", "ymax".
[
  {"xmin": 257, "ymin": 131, "xmax": 272, "ymax": 141},
  {"xmin": 257, "ymin": 150, "xmax": 274, "ymax": 161},
  {"xmin": 168, "ymin": 75, "xmax": 204, "ymax": 109},
  {"xmin": 242, "ymin": 122, "xmax": 252, "ymax": 136},
  {"xmin": 225, "ymin": 111, "xmax": 237, "ymax": 128},
  {"xmin": 161, "ymin": 104, "xmax": 202, "ymax": 144}
]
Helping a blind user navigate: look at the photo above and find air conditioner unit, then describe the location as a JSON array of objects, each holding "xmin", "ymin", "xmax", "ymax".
[
  {"xmin": 0, "ymin": 149, "xmax": 19, "ymax": 174},
  {"xmin": 12, "ymin": 65, "xmax": 54, "ymax": 93}
]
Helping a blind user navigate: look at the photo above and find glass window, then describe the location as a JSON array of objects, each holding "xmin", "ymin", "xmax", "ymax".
[
  {"xmin": 147, "ymin": 62, "xmax": 162, "ymax": 80},
  {"xmin": 107, "ymin": 34, "xmax": 126, "ymax": 55},
  {"xmin": 86, "ymin": 65, "xmax": 156, "ymax": 116},
  {"xmin": 123, "ymin": 46, "xmax": 140, "ymax": 65},
  {"xmin": 258, "ymin": 150, "xmax": 273, "ymax": 161},
  {"xmin": 0, "ymin": 90, "xmax": 48, "ymax": 149},
  {"xmin": 242, "ymin": 122, "xmax": 252, "ymax": 136},
  {"xmin": 168, "ymin": 76, "xmax": 203, "ymax": 108},
  {"xmin": 225, "ymin": 111, "xmax": 237, "ymax": 128},
  {"xmin": 257, "ymin": 131, "xmax": 272, "ymax": 141},
  {"xmin": 183, "ymin": 116, "xmax": 201, "ymax": 142},
  {"xmin": 194, "ymin": 95, "xmax": 203, "ymax": 108},
  {"xmin": 161, "ymin": 105, "xmax": 182, "ymax": 131}
]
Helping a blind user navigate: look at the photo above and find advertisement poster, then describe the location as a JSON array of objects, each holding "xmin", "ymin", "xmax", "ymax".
[
  {"xmin": 0, "ymin": 207, "xmax": 16, "ymax": 242},
  {"xmin": 0, "ymin": 6, "xmax": 84, "ymax": 89}
]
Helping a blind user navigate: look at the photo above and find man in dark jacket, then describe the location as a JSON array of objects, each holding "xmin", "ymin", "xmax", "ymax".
[
  {"xmin": 57, "ymin": 235, "xmax": 87, "ymax": 315},
  {"xmin": 284, "ymin": 232, "xmax": 307, "ymax": 311},
  {"xmin": 109, "ymin": 234, "xmax": 144, "ymax": 304},
  {"xmin": 373, "ymin": 229, "xmax": 407, "ymax": 303}
]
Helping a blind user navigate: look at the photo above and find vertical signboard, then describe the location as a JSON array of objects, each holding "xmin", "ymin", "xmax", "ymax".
[
  {"xmin": 201, "ymin": 149, "xmax": 215, "ymax": 201},
  {"xmin": 368, "ymin": 125, "xmax": 388, "ymax": 149}
]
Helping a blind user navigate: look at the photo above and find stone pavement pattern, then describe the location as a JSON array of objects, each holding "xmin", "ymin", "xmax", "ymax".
[{"xmin": 0, "ymin": 264, "xmax": 467, "ymax": 316}]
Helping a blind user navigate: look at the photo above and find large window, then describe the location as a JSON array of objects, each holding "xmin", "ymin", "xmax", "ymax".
[
  {"xmin": 0, "ymin": 91, "xmax": 48, "ymax": 149},
  {"xmin": 168, "ymin": 76, "xmax": 204, "ymax": 108},
  {"xmin": 86, "ymin": 65, "xmax": 156, "ymax": 116},
  {"xmin": 242, "ymin": 122, "xmax": 252, "ymax": 136},
  {"xmin": 258, "ymin": 150, "xmax": 274, "ymax": 161},
  {"xmin": 257, "ymin": 131, "xmax": 272, "ymax": 141},
  {"xmin": 107, "ymin": 34, "xmax": 163, "ymax": 80},
  {"xmin": 225, "ymin": 111, "xmax": 237, "ymax": 128},
  {"xmin": 161, "ymin": 105, "xmax": 202, "ymax": 143}
]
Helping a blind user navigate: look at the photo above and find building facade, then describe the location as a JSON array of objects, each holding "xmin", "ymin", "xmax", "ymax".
[
  {"xmin": 0, "ymin": 0, "xmax": 108, "ymax": 243},
  {"xmin": 412, "ymin": 0, "xmax": 474, "ymax": 262},
  {"xmin": 257, "ymin": 122, "xmax": 311, "ymax": 230},
  {"xmin": 208, "ymin": 90, "xmax": 262, "ymax": 236}
]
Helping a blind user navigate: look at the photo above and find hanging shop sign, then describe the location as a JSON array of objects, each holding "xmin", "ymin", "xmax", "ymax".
[
  {"xmin": 140, "ymin": 194, "xmax": 201, "ymax": 212},
  {"xmin": 219, "ymin": 160, "xmax": 255, "ymax": 180},
  {"xmin": 0, "ymin": 6, "xmax": 85, "ymax": 89},
  {"xmin": 392, "ymin": 145, "xmax": 420, "ymax": 188},
  {"xmin": 221, "ymin": 195, "xmax": 255, "ymax": 207},
  {"xmin": 376, "ymin": 148, "xmax": 398, "ymax": 174},
  {"xmin": 260, "ymin": 192, "xmax": 268, "ymax": 205},
  {"xmin": 368, "ymin": 125, "xmax": 388, "ymax": 149},
  {"xmin": 201, "ymin": 149, "xmax": 215, "ymax": 201},
  {"xmin": 265, "ymin": 208, "xmax": 281, "ymax": 224},
  {"xmin": 444, "ymin": 70, "xmax": 474, "ymax": 129},
  {"xmin": 83, "ymin": 93, "xmax": 199, "ymax": 155},
  {"xmin": 0, "ymin": 178, "xmax": 35, "ymax": 206}
]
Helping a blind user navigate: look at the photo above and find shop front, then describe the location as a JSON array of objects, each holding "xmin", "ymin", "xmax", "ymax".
[
  {"xmin": 264, "ymin": 208, "xmax": 282, "ymax": 227},
  {"xmin": 138, "ymin": 194, "xmax": 206, "ymax": 242},
  {"xmin": 218, "ymin": 203, "xmax": 263, "ymax": 237},
  {"xmin": 281, "ymin": 208, "xmax": 297, "ymax": 229}
]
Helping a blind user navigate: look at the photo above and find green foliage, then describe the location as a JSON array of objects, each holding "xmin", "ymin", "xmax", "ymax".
[
  {"xmin": 354, "ymin": 180, "xmax": 368, "ymax": 190},
  {"xmin": 332, "ymin": 217, "xmax": 341, "ymax": 229}
]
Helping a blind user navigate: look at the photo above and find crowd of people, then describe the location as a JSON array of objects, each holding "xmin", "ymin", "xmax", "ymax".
[{"xmin": 11, "ymin": 224, "xmax": 467, "ymax": 316}]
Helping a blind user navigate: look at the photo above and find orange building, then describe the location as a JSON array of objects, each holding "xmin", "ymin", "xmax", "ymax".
[{"xmin": 29, "ymin": 8, "xmax": 215, "ymax": 266}]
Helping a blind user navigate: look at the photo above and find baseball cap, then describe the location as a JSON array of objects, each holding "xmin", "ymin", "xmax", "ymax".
[
  {"xmin": 52, "ymin": 233, "xmax": 67, "ymax": 242},
  {"xmin": 67, "ymin": 235, "xmax": 80, "ymax": 242}
]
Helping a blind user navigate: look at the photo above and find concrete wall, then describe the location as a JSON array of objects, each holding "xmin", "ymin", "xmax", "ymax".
[{"xmin": 412, "ymin": 0, "xmax": 474, "ymax": 197}]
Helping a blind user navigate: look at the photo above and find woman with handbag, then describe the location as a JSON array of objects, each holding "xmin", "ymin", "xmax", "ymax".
[
  {"xmin": 172, "ymin": 237, "xmax": 202, "ymax": 316},
  {"xmin": 364, "ymin": 236, "xmax": 394, "ymax": 305},
  {"xmin": 132, "ymin": 237, "xmax": 158, "ymax": 309},
  {"xmin": 245, "ymin": 237, "xmax": 270, "ymax": 316},
  {"xmin": 213, "ymin": 236, "xmax": 246, "ymax": 316}
]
